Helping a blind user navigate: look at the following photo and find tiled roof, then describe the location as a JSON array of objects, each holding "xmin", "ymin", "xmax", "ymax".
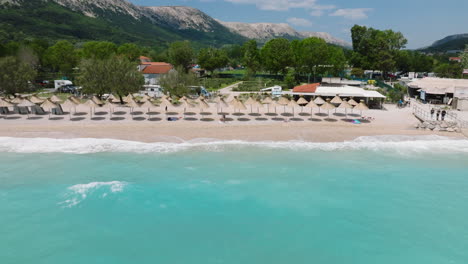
[
  {"xmin": 293, "ymin": 83, "xmax": 320, "ymax": 93},
  {"xmin": 141, "ymin": 63, "xmax": 173, "ymax": 74}
]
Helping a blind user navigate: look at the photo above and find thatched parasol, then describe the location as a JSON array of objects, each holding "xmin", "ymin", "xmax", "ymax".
[
  {"xmin": 354, "ymin": 100, "xmax": 369, "ymax": 117},
  {"xmin": 277, "ymin": 96, "xmax": 290, "ymax": 106},
  {"xmin": 83, "ymin": 99, "xmax": 100, "ymax": 117},
  {"xmin": 296, "ymin": 97, "xmax": 308, "ymax": 105},
  {"xmin": 234, "ymin": 100, "xmax": 247, "ymax": 111},
  {"xmin": 61, "ymin": 98, "xmax": 78, "ymax": 117},
  {"xmin": 49, "ymin": 95, "xmax": 62, "ymax": 104},
  {"xmin": 305, "ymin": 100, "xmax": 319, "ymax": 115},
  {"xmin": 262, "ymin": 96, "xmax": 274, "ymax": 113},
  {"xmin": 140, "ymin": 100, "xmax": 156, "ymax": 118},
  {"xmin": 69, "ymin": 96, "xmax": 81, "ymax": 105},
  {"xmin": 17, "ymin": 99, "xmax": 35, "ymax": 107},
  {"xmin": 338, "ymin": 99, "xmax": 353, "ymax": 117},
  {"xmin": 348, "ymin": 98, "xmax": 358, "ymax": 106},
  {"xmin": 320, "ymin": 99, "xmax": 336, "ymax": 117},
  {"xmin": 0, "ymin": 98, "xmax": 13, "ymax": 107},
  {"xmin": 158, "ymin": 97, "xmax": 173, "ymax": 112},
  {"xmin": 91, "ymin": 96, "xmax": 103, "ymax": 105},
  {"xmin": 10, "ymin": 97, "xmax": 24, "ymax": 104},
  {"xmin": 287, "ymin": 99, "xmax": 300, "ymax": 115},
  {"xmin": 29, "ymin": 95, "xmax": 44, "ymax": 104},
  {"xmin": 330, "ymin": 95, "xmax": 343, "ymax": 104},
  {"xmin": 313, "ymin": 96, "xmax": 326, "ymax": 105},
  {"xmin": 139, "ymin": 95, "xmax": 152, "ymax": 103},
  {"xmin": 40, "ymin": 99, "xmax": 57, "ymax": 118},
  {"xmin": 198, "ymin": 99, "xmax": 210, "ymax": 112},
  {"xmin": 244, "ymin": 97, "xmax": 260, "ymax": 113}
]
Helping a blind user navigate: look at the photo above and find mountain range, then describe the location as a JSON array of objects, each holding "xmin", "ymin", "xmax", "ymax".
[
  {"xmin": 0, "ymin": 0, "xmax": 351, "ymax": 48},
  {"xmin": 420, "ymin": 34, "xmax": 468, "ymax": 53}
]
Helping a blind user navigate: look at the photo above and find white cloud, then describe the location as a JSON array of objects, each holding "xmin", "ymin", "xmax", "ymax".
[
  {"xmin": 225, "ymin": 0, "xmax": 329, "ymax": 11},
  {"xmin": 329, "ymin": 8, "xmax": 372, "ymax": 20},
  {"xmin": 287, "ymin": 17, "xmax": 313, "ymax": 27}
]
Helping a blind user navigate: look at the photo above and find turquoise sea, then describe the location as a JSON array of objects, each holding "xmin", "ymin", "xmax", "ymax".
[{"xmin": 1, "ymin": 136, "xmax": 468, "ymax": 264}]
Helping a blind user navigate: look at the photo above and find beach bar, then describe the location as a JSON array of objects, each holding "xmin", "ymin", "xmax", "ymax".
[{"xmin": 292, "ymin": 83, "xmax": 386, "ymax": 109}]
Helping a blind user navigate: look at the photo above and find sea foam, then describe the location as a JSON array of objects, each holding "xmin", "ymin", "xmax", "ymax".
[
  {"xmin": 0, "ymin": 135, "xmax": 467, "ymax": 154},
  {"xmin": 60, "ymin": 181, "xmax": 127, "ymax": 208}
]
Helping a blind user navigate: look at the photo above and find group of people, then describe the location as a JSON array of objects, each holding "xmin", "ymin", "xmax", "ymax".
[{"xmin": 430, "ymin": 108, "xmax": 447, "ymax": 121}]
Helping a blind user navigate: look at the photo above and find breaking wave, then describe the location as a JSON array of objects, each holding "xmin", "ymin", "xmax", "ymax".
[
  {"xmin": 60, "ymin": 181, "xmax": 127, "ymax": 208},
  {"xmin": 0, "ymin": 135, "xmax": 467, "ymax": 154}
]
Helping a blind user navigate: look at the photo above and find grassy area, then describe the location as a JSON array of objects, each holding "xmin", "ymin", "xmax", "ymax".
[
  {"xmin": 200, "ymin": 78, "xmax": 241, "ymax": 91},
  {"xmin": 219, "ymin": 69, "xmax": 247, "ymax": 75}
]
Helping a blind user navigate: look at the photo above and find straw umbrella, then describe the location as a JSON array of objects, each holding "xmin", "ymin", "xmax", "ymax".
[
  {"xmin": 330, "ymin": 95, "xmax": 343, "ymax": 113},
  {"xmin": 69, "ymin": 96, "xmax": 81, "ymax": 105},
  {"xmin": 305, "ymin": 100, "xmax": 319, "ymax": 115},
  {"xmin": 296, "ymin": 96, "xmax": 308, "ymax": 106},
  {"xmin": 287, "ymin": 99, "xmax": 300, "ymax": 116},
  {"xmin": 276, "ymin": 96, "xmax": 290, "ymax": 114},
  {"xmin": 348, "ymin": 98, "xmax": 358, "ymax": 106},
  {"xmin": 126, "ymin": 97, "xmax": 140, "ymax": 118},
  {"xmin": 49, "ymin": 95, "xmax": 63, "ymax": 104},
  {"xmin": 233, "ymin": 100, "xmax": 247, "ymax": 113},
  {"xmin": 61, "ymin": 98, "xmax": 78, "ymax": 117},
  {"xmin": 354, "ymin": 100, "xmax": 369, "ymax": 118},
  {"xmin": 101, "ymin": 100, "xmax": 115, "ymax": 118},
  {"xmin": 0, "ymin": 98, "xmax": 13, "ymax": 117},
  {"xmin": 91, "ymin": 96, "xmax": 103, "ymax": 105},
  {"xmin": 140, "ymin": 100, "xmax": 156, "ymax": 119},
  {"xmin": 313, "ymin": 96, "xmax": 326, "ymax": 105},
  {"xmin": 10, "ymin": 97, "xmax": 24, "ymax": 104},
  {"xmin": 17, "ymin": 99, "xmax": 35, "ymax": 118},
  {"xmin": 40, "ymin": 99, "xmax": 58, "ymax": 119},
  {"xmin": 198, "ymin": 99, "xmax": 210, "ymax": 115},
  {"xmin": 158, "ymin": 97, "xmax": 173, "ymax": 113},
  {"xmin": 215, "ymin": 97, "xmax": 229, "ymax": 114},
  {"xmin": 296, "ymin": 97, "xmax": 308, "ymax": 112},
  {"xmin": 320, "ymin": 99, "xmax": 336, "ymax": 118},
  {"xmin": 139, "ymin": 95, "xmax": 151, "ymax": 103},
  {"xmin": 244, "ymin": 97, "xmax": 258, "ymax": 113},
  {"xmin": 262, "ymin": 96, "xmax": 274, "ymax": 113},
  {"xmin": 29, "ymin": 95, "xmax": 44, "ymax": 104},
  {"xmin": 83, "ymin": 99, "xmax": 100, "ymax": 118},
  {"xmin": 338, "ymin": 99, "xmax": 353, "ymax": 118}
]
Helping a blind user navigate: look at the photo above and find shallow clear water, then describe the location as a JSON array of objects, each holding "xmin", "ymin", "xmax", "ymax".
[{"xmin": 1, "ymin": 137, "xmax": 468, "ymax": 264}]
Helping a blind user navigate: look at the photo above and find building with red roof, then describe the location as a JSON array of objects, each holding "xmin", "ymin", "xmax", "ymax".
[
  {"xmin": 293, "ymin": 83, "xmax": 320, "ymax": 93},
  {"xmin": 138, "ymin": 56, "xmax": 173, "ymax": 85}
]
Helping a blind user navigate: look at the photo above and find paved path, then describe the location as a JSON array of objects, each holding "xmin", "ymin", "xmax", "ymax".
[{"xmin": 219, "ymin": 81, "xmax": 243, "ymax": 94}]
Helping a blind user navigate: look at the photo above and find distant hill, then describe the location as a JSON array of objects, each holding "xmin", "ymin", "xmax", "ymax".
[
  {"xmin": 0, "ymin": 0, "xmax": 247, "ymax": 47},
  {"xmin": 420, "ymin": 34, "xmax": 468, "ymax": 53},
  {"xmin": 0, "ymin": 0, "xmax": 351, "ymax": 49},
  {"xmin": 219, "ymin": 21, "xmax": 352, "ymax": 48}
]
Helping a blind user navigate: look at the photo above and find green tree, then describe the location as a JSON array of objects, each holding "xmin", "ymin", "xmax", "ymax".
[
  {"xmin": 77, "ymin": 55, "xmax": 144, "ymax": 103},
  {"xmin": 284, "ymin": 69, "xmax": 297, "ymax": 89},
  {"xmin": 434, "ymin": 63, "xmax": 463, "ymax": 78},
  {"xmin": 43, "ymin": 40, "xmax": 77, "ymax": 75},
  {"xmin": 261, "ymin": 38, "xmax": 292, "ymax": 75},
  {"xmin": 296, "ymin": 37, "xmax": 329, "ymax": 75},
  {"xmin": 197, "ymin": 48, "xmax": 229, "ymax": 74},
  {"xmin": 351, "ymin": 68, "xmax": 364, "ymax": 78},
  {"xmin": 351, "ymin": 25, "xmax": 407, "ymax": 76},
  {"xmin": 327, "ymin": 46, "xmax": 347, "ymax": 76},
  {"xmin": 168, "ymin": 41, "xmax": 194, "ymax": 72},
  {"xmin": 0, "ymin": 56, "xmax": 37, "ymax": 96},
  {"xmin": 81, "ymin": 41, "xmax": 117, "ymax": 60},
  {"xmin": 461, "ymin": 45, "xmax": 468, "ymax": 69},
  {"xmin": 159, "ymin": 66, "xmax": 198, "ymax": 97},
  {"xmin": 117, "ymin": 43, "xmax": 141, "ymax": 61},
  {"xmin": 242, "ymin": 40, "xmax": 261, "ymax": 76}
]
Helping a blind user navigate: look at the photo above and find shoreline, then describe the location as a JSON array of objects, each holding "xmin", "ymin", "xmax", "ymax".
[
  {"xmin": 0, "ymin": 105, "xmax": 465, "ymax": 143},
  {"xmin": 0, "ymin": 120, "xmax": 464, "ymax": 143}
]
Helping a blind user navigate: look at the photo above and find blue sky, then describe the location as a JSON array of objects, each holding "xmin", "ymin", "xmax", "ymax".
[{"xmin": 130, "ymin": 0, "xmax": 468, "ymax": 49}]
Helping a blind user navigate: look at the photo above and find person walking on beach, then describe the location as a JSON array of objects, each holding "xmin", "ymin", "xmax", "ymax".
[
  {"xmin": 430, "ymin": 108, "xmax": 435, "ymax": 120},
  {"xmin": 436, "ymin": 109, "xmax": 441, "ymax": 121},
  {"xmin": 441, "ymin": 110, "xmax": 447, "ymax": 121}
]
